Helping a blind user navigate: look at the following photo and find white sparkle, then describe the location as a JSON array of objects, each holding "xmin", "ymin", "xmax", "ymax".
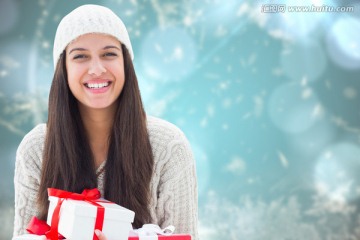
[
  {"xmin": 154, "ymin": 43, "xmax": 163, "ymax": 54},
  {"xmin": 343, "ymin": 87, "xmax": 357, "ymax": 99},
  {"xmin": 278, "ymin": 150, "xmax": 289, "ymax": 168},
  {"xmin": 42, "ymin": 41, "xmax": 50, "ymax": 49},
  {"xmin": 200, "ymin": 117, "xmax": 208, "ymax": 128},
  {"xmin": 0, "ymin": 70, "xmax": 8, "ymax": 77},
  {"xmin": 311, "ymin": 103, "xmax": 324, "ymax": 119},
  {"xmin": 207, "ymin": 105, "xmax": 215, "ymax": 117},
  {"xmin": 222, "ymin": 98, "xmax": 232, "ymax": 109},
  {"xmin": 224, "ymin": 156, "xmax": 247, "ymax": 174},
  {"xmin": 302, "ymin": 88, "xmax": 313, "ymax": 99},
  {"xmin": 183, "ymin": 15, "xmax": 193, "ymax": 26},
  {"xmin": 172, "ymin": 46, "xmax": 183, "ymax": 60}
]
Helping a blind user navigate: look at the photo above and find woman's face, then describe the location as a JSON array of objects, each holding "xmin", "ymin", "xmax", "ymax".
[{"xmin": 66, "ymin": 33, "xmax": 125, "ymax": 111}]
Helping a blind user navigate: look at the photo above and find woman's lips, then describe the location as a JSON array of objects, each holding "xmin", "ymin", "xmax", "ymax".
[
  {"xmin": 84, "ymin": 81, "xmax": 110, "ymax": 89},
  {"xmin": 83, "ymin": 81, "xmax": 112, "ymax": 94}
]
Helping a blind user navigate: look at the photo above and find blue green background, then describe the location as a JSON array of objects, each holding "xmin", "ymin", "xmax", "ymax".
[{"xmin": 1, "ymin": 0, "xmax": 360, "ymax": 239}]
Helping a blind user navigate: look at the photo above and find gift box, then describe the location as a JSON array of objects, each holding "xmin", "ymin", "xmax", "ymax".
[
  {"xmin": 129, "ymin": 224, "xmax": 191, "ymax": 240},
  {"xmin": 12, "ymin": 234, "xmax": 46, "ymax": 240},
  {"xmin": 46, "ymin": 188, "xmax": 135, "ymax": 240},
  {"xmin": 128, "ymin": 234, "xmax": 191, "ymax": 240}
]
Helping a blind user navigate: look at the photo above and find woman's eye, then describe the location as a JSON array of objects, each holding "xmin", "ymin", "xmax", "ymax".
[
  {"xmin": 73, "ymin": 54, "xmax": 87, "ymax": 60},
  {"xmin": 103, "ymin": 52, "xmax": 117, "ymax": 57}
]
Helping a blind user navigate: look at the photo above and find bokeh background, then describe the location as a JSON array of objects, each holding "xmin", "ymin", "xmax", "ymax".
[{"xmin": 1, "ymin": 0, "xmax": 360, "ymax": 239}]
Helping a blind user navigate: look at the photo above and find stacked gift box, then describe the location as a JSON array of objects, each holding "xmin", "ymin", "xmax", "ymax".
[{"xmin": 13, "ymin": 188, "xmax": 191, "ymax": 240}]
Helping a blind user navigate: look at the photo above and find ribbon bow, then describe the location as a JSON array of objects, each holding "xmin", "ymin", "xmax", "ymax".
[
  {"xmin": 27, "ymin": 188, "xmax": 104, "ymax": 240},
  {"xmin": 130, "ymin": 224, "xmax": 175, "ymax": 240},
  {"xmin": 48, "ymin": 188, "xmax": 101, "ymax": 200}
]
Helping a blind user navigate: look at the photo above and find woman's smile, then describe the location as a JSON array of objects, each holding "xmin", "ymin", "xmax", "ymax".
[{"xmin": 83, "ymin": 79, "xmax": 113, "ymax": 94}]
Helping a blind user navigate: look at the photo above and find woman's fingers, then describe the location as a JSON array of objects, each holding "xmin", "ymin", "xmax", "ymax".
[{"xmin": 95, "ymin": 229, "xmax": 107, "ymax": 240}]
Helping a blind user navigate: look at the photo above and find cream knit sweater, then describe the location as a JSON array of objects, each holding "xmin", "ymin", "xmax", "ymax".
[{"xmin": 13, "ymin": 116, "xmax": 198, "ymax": 240}]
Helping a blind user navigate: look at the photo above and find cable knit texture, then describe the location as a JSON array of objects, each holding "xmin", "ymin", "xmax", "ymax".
[{"xmin": 13, "ymin": 116, "xmax": 198, "ymax": 240}]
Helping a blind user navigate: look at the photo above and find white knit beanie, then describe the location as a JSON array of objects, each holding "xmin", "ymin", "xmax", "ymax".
[{"xmin": 53, "ymin": 4, "xmax": 134, "ymax": 68}]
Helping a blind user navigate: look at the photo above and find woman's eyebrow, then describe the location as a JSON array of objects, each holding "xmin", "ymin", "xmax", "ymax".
[
  {"xmin": 69, "ymin": 46, "xmax": 121, "ymax": 54},
  {"xmin": 69, "ymin": 47, "xmax": 87, "ymax": 54},
  {"xmin": 103, "ymin": 45, "xmax": 121, "ymax": 51}
]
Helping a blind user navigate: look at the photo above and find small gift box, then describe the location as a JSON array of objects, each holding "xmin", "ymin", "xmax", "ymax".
[
  {"xmin": 12, "ymin": 234, "xmax": 46, "ymax": 240},
  {"xmin": 129, "ymin": 224, "xmax": 192, "ymax": 240},
  {"xmin": 128, "ymin": 235, "xmax": 191, "ymax": 240},
  {"xmin": 46, "ymin": 188, "xmax": 135, "ymax": 240}
]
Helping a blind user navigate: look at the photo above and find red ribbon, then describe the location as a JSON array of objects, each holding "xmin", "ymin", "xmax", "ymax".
[
  {"xmin": 26, "ymin": 216, "xmax": 64, "ymax": 239},
  {"xmin": 27, "ymin": 188, "xmax": 105, "ymax": 240}
]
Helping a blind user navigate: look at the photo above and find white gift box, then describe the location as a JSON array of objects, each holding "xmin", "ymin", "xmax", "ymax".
[
  {"xmin": 12, "ymin": 234, "xmax": 46, "ymax": 240},
  {"xmin": 47, "ymin": 196, "xmax": 135, "ymax": 240}
]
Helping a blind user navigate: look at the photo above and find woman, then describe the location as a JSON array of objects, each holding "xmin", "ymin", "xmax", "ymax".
[{"xmin": 13, "ymin": 4, "xmax": 198, "ymax": 240}]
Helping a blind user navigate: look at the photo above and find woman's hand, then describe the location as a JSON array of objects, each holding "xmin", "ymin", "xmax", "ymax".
[{"xmin": 95, "ymin": 229, "xmax": 107, "ymax": 240}]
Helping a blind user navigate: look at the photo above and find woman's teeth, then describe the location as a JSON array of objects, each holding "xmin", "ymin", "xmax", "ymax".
[{"xmin": 85, "ymin": 82, "xmax": 110, "ymax": 89}]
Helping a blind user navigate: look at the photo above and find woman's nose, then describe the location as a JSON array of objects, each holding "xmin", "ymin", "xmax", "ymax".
[{"xmin": 88, "ymin": 58, "xmax": 106, "ymax": 76}]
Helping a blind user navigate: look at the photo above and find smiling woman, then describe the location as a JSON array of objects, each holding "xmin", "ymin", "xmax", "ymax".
[
  {"xmin": 13, "ymin": 4, "xmax": 198, "ymax": 240},
  {"xmin": 66, "ymin": 34, "xmax": 125, "ymax": 112}
]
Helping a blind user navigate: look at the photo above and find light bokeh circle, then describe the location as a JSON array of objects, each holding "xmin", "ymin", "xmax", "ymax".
[
  {"xmin": 326, "ymin": 17, "xmax": 360, "ymax": 70},
  {"xmin": 140, "ymin": 27, "xmax": 197, "ymax": 82},
  {"xmin": 288, "ymin": 118, "xmax": 335, "ymax": 157},
  {"xmin": 268, "ymin": 82, "xmax": 321, "ymax": 134},
  {"xmin": 281, "ymin": 42, "xmax": 327, "ymax": 82},
  {"xmin": 315, "ymin": 142, "xmax": 360, "ymax": 202}
]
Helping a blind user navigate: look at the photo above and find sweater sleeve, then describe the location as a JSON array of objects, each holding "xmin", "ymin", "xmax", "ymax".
[
  {"xmin": 155, "ymin": 131, "xmax": 199, "ymax": 240},
  {"xmin": 13, "ymin": 124, "xmax": 45, "ymax": 237}
]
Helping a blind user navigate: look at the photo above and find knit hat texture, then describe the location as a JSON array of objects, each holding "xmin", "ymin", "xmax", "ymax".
[{"xmin": 53, "ymin": 4, "xmax": 134, "ymax": 68}]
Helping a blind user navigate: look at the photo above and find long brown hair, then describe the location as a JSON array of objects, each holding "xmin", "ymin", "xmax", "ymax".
[{"xmin": 38, "ymin": 44, "xmax": 154, "ymax": 228}]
